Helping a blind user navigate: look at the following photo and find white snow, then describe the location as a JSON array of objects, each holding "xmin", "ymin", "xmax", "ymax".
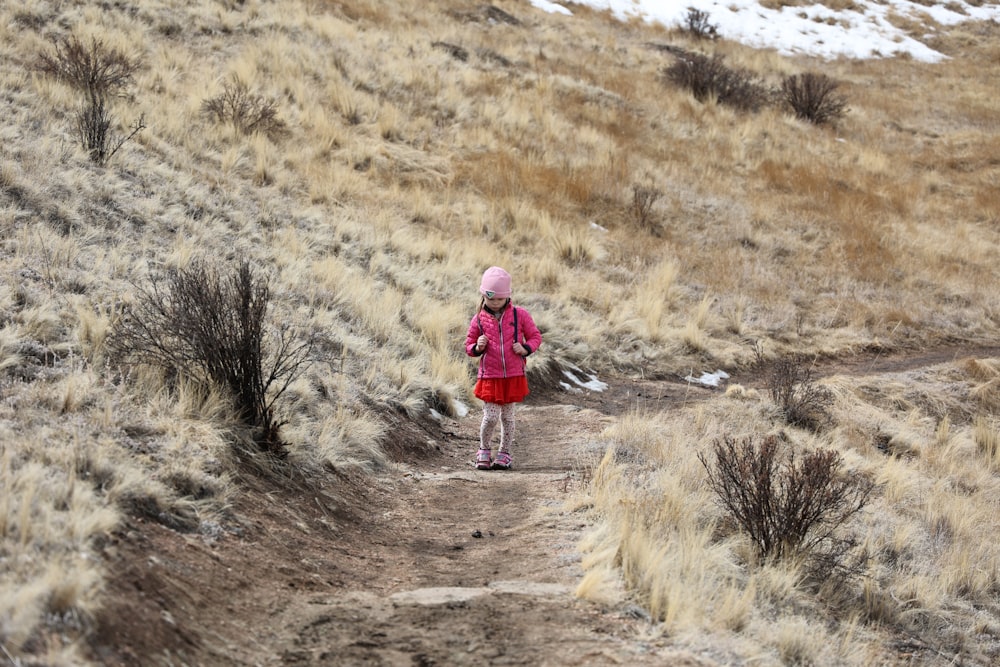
[
  {"xmin": 527, "ymin": 0, "xmax": 1000, "ymax": 63},
  {"xmin": 684, "ymin": 370, "xmax": 731, "ymax": 388},
  {"xmin": 529, "ymin": 0, "xmax": 572, "ymax": 16},
  {"xmin": 563, "ymin": 367, "xmax": 610, "ymax": 392}
]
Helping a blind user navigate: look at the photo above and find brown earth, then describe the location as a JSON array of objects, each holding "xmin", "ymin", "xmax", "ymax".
[{"xmin": 85, "ymin": 345, "xmax": 1000, "ymax": 666}]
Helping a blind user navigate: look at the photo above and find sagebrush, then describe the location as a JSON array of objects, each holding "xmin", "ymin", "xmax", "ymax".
[
  {"xmin": 699, "ymin": 434, "xmax": 875, "ymax": 562},
  {"xmin": 35, "ymin": 34, "xmax": 145, "ymax": 164},
  {"xmin": 202, "ymin": 75, "xmax": 287, "ymax": 138},
  {"xmin": 683, "ymin": 7, "xmax": 718, "ymax": 40},
  {"xmin": 35, "ymin": 34, "xmax": 140, "ymax": 98},
  {"xmin": 781, "ymin": 72, "xmax": 848, "ymax": 125},
  {"xmin": 108, "ymin": 260, "xmax": 312, "ymax": 457},
  {"xmin": 664, "ymin": 52, "xmax": 770, "ymax": 112},
  {"xmin": 758, "ymin": 351, "xmax": 834, "ymax": 430}
]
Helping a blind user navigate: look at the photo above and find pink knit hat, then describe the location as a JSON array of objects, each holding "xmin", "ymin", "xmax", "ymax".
[{"xmin": 479, "ymin": 266, "xmax": 511, "ymax": 298}]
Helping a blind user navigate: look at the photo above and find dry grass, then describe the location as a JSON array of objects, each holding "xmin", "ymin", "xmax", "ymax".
[
  {"xmin": 579, "ymin": 361, "xmax": 1000, "ymax": 663},
  {"xmin": 4, "ymin": 0, "xmax": 1000, "ymax": 663}
]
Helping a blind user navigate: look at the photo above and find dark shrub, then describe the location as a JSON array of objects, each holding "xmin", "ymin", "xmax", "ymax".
[
  {"xmin": 108, "ymin": 260, "xmax": 312, "ymax": 458},
  {"xmin": 35, "ymin": 34, "xmax": 140, "ymax": 99},
  {"xmin": 202, "ymin": 75, "xmax": 287, "ymax": 138},
  {"xmin": 630, "ymin": 184, "xmax": 663, "ymax": 234},
  {"xmin": 35, "ymin": 35, "xmax": 145, "ymax": 165},
  {"xmin": 764, "ymin": 357, "xmax": 834, "ymax": 431},
  {"xmin": 699, "ymin": 434, "xmax": 875, "ymax": 561},
  {"xmin": 664, "ymin": 52, "xmax": 770, "ymax": 112},
  {"xmin": 683, "ymin": 7, "xmax": 718, "ymax": 40},
  {"xmin": 781, "ymin": 72, "xmax": 848, "ymax": 125},
  {"xmin": 76, "ymin": 96, "xmax": 146, "ymax": 166}
]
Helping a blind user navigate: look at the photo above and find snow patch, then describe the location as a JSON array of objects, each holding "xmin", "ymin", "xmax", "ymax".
[
  {"xmin": 684, "ymin": 370, "xmax": 730, "ymax": 387},
  {"xmin": 566, "ymin": 1, "xmax": 1000, "ymax": 63},
  {"xmin": 562, "ymin": 367, "xmax": 609, "ymax": 392},
  {"xmin": 431, "ymin": 400, "xmax": 469, "ymax": 421},
  {"xmin": 530, "ymin": 0, "xmax": 573, "ymax": 16}
]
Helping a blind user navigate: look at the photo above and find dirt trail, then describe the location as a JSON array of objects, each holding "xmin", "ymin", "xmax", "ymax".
[
  {"xmin": 268, "ymin": 404, "xmax": 685, "ymax": 667},
  {"xmin": 90, "ymin": 396, "xmax": 716, "ymax": 667},
  {"xmin": 87, "ymin": 345, "xmax": 1000, "ymax": 666}
]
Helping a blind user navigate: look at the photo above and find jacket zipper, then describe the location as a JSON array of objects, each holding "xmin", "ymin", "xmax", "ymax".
[{"xmin": 498, "ymin": 313, "xmax": 507, "ymax": 377}]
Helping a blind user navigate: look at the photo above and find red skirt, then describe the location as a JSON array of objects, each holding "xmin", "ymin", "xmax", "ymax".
[{"xmin": 475, "ymin": 375, "xmax": 529, "ymax": 404}]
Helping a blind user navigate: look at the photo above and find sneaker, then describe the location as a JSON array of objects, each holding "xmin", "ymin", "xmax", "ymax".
[
  {"xmin": 475, "ymin": 449, "xmax": 492, "ymax": 470},
  {"xmin": 492, "ymin": 451, "xmax": 512, "ymax": 470}
]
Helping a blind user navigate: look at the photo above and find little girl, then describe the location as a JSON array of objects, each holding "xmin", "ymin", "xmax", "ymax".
[{"xmin": 465, "ymin": 266, "xmax": 542, "ymax": 470}]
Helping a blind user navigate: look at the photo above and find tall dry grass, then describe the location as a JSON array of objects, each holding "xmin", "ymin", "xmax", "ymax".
[
  {"xmin": 3, "ymin": 0, "xmax": 1000, "ymax": 663},
  {"xmin": 579, "ymin": 358, "xmax": 1000, "ymax": 663}
]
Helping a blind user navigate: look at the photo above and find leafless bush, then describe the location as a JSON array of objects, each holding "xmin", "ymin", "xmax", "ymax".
[
  {"xmin": 781, "ymin": 72, "xmax": 848, "ymax": 125},
  {"xmin": 202, "ymin": 76, "xmax": 287, "ymax": 138},
  {"xmin": 664, "ymin": 52, "xmax": 770, "ymax": 112},
  {"xmin": 664, "ymin": 52, "xmax": 725, "ymax": 102},
  {"xmin": 76, "ymin": 96, "xmax": 146, "ymax": 166},
  {"xmin": 35, "ymin": 35, "xmax": 145, "ymax": 165},
  {"xmin": 764, "ymin": 357, "xmax": 834, "ymax": 430},
  {"xmin": 630, "ymin": 184, "xmax": 663, "ymax": 233},
  {"xmin": 35, "ymin": 34, "xmax": 140, "ymax": 99},
  {"xmin": 699, "ymin": 434, "xmax": 875, "ymax": 562},
  {"xmin": 683, "ymin": 7, "xmax": 718, "ymax": 40},
  {"xmin": 108, "ymin": 260, "xmax": 312, "ymax": 458}
]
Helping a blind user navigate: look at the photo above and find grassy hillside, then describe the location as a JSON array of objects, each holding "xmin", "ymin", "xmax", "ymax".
[{"xmin": 2, "ymin": 0, "xmax": 1000, "ymax": 664}]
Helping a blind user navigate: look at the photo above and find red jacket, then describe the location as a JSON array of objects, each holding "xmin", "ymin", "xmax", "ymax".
[{"xmin": 465, "ymin": 304, "xmax": 542, "ymax": 380}]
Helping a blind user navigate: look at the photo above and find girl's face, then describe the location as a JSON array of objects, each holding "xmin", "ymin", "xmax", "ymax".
[{"xmin": 484, "ymin": 295, "xmax": 508, "ymax": 310}]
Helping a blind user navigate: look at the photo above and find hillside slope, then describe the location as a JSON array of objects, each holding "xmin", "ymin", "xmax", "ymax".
[{"xmin": 2, "ymin": 1, "xmax": 1000, "ymax": 665}]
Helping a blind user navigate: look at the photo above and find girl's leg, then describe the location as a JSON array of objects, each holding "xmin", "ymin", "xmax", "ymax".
[
  {"xmin": 480, "ymin": 402, "xmax": 502, "ymax": 451},
  {"xmin": 498, "ymin": 403, "xmax": 516, "ymax": 453}
]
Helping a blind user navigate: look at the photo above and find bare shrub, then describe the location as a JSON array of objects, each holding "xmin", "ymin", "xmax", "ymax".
[
  {"xmin": 108, "ymin": 260, "xmax": 312, "ymax": 458},
  {"xmin": 35, "ymin": 34, "xmax": 140, "ymax": 98},
  {"xmin": 35, "ymin": 35, "xmax": 145, "ymax": 165},
  {"xmin": 664, "ymin": 52, "xmax": 726, "ymax": 102},
  {"xmin": 683, "ymin": 7, "xmax": 718, "ymax": 40},
  {"xmin": 630, "ymin": 184, "xmax": 663, "ymax": 233},
  {"xmin": 76, "ymin": 96, "xmax": 146, "ymax": 166},
  {"xmin": 202, "ymin": 76, "xmax": 287, "ymax": 138},
  {"xmin": 753, "ymin": 344, "xmax": 833, "ymax": 430},
  {"xmin": 769, "ymin": 359, "xmax": 833, "ymax": 430},
  {"xmin": 781, "ymin": 72, "xmax": 848, "ymax": 125},
  {"xmin": 664, "ymin": 52, "xmax": 771, "ymax": 112},
  {"xmin": 699, "ymin": 434, "xmax": 875, "ymax": 561}
]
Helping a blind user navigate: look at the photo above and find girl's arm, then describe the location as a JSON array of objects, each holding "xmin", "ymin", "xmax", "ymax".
[
  {"xmin": 465, "ymin": 317, "xmax": 484, "ymax": 356},
  {"xmin": 519, "ymin": 309, "xmax": 542, "ymax": 354}
]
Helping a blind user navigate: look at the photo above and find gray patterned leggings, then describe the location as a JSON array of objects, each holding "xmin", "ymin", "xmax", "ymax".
[{"xmin": 480, "ymin": 402, "xmax": 516, "ymax": 453}]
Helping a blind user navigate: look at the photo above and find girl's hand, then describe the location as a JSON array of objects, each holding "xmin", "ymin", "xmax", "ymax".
[
  {"xmin": 512, "ymin": 342, "xmax": 527, "ymax": 356},
  {"xmin": 476, "ymin": 335, "xmax": 488, "ymax": 351}
]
